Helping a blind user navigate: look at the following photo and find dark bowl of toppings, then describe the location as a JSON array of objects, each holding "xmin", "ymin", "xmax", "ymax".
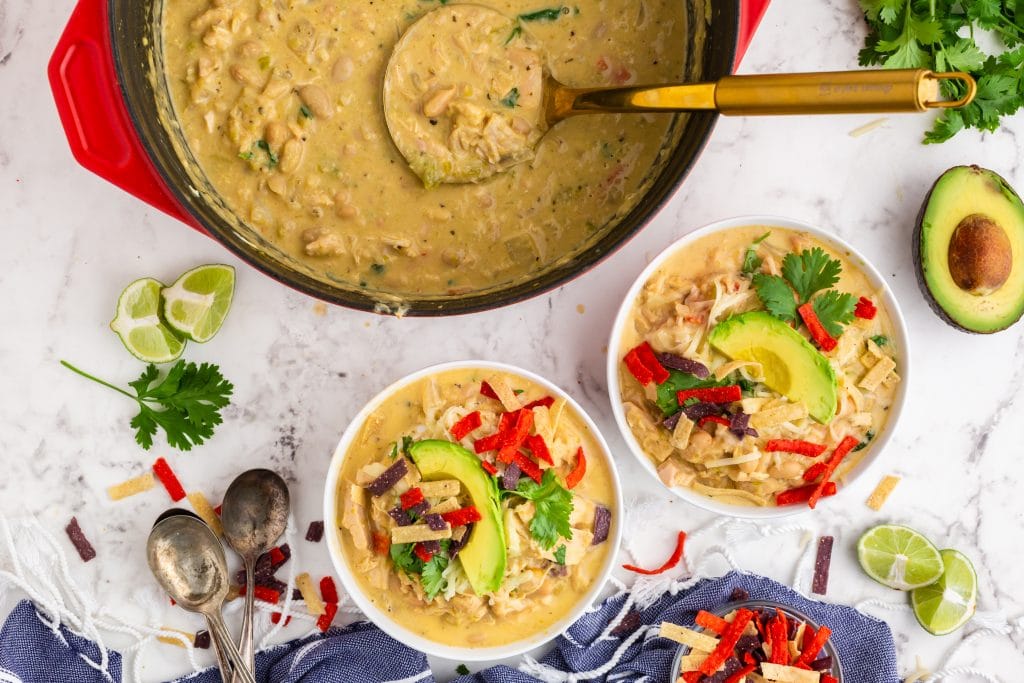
[
  {"xmin": 323, "ymin": 361, "xmax": 622, "ymax": 660},
  {"xmin": 664, "ymin": 599, "xmax": 842, "ymax": 683},
  {"xmin": 608, "ymin": 216, "xmax": 911, "ymax": 517}
]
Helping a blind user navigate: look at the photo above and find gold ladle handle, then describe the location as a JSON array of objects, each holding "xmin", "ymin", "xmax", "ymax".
[{"xmin": 558, "ymin": 69, "xmax": 976, "ymax": 120}]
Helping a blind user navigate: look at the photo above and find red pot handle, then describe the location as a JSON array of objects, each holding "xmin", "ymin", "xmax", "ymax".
[
  {"xmin": 47, "ymin": 0, "xmax": 203, "ymax": 230},
  {"xmin": 736, "ymin": 0, "xmax": 770, "ymax": 69}
]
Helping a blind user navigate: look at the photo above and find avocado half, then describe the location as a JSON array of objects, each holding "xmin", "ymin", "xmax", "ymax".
[{"xmin": 914, "ymin": 165, "xmax": 1024, "ymax": 333}]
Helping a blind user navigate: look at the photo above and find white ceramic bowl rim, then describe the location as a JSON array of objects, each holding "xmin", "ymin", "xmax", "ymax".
[
  {"xmin": 606, "ymin": 214, "xmax": 912, "ymax": 519},
  {"xmin": 323, "ymin": 360, "xmax": 625, "ymax": 661}
]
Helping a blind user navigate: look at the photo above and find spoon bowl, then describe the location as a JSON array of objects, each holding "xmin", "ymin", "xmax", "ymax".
[
  {"xmin": 221, "ymin": 469, "xmax": 290, "ymax": 681},
  {"xmin": 147, "ymin": 513, "xmax": 257, "ymax": 683}
]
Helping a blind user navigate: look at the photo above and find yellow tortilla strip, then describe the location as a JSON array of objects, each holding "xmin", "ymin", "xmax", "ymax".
[
  {"xmin": 391, "ymin": 524, "xmax": 452, "ymax": 544},
  {"xmin": 658, "ymin": 622, "xmax": 718, "ymax": 652},
  {"xmin": 417, "ymin": 479, "xmax": 460, "ymax": 498},
  {"xmin": 107, "ymin": 472, "xmax": 156, "ymax": 500},
  {"xmin": 866, "ymin": 475, "xmax": 901, "ymax": 511},
  {"xmin": 760, "ymin": 663, "xmax": 821, "ymax": 683},
  {"xmin": 428, "ymin": 497, "xmax": 461, "ymax": 515},
  {"xmin": 750, "ymin": 402, "xmax": 807, "ymax": 430},
  {"xmin": 858, "ymin": 355, "xmax": 896, "ymax": 392},
  {"xmin": 296, "ymin": 572, "xmax": 326, "ymax": 616},
  {"xmin": 186, "ymin": 491, "xmax": 222, "ymax": 537}
]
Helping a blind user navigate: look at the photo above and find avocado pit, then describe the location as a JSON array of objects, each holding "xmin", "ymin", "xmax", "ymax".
[{"xmin": 947, "ymin": 213, "xmax": 1012, "ymax": 296}]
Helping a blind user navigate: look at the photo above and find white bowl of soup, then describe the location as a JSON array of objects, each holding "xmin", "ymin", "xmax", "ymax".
[
  {"xmin": 607, "ymin": 216, "xmax": 910, "ymax": 518},
  {"xmin": 324, "ymin": 361, "xmax": 622, "ymax": 660}
]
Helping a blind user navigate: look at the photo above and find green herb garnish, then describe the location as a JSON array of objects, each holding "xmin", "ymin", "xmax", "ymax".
[
  {"xmin": 870, "ymin": 335, "xmax": 890, "ymax": 347},
  {"xmin": 241, "ymin": 140, "xmax": 278, "ymax": 168},
  {"xmin": 553, "ymin": 544, "xmax": 567, "ymax": 565},
  {"xmin": 500, "ymin": 87, "xmax": 521, "ymax": 108},
  {"xmin": 853, "ymin": 430, "xmax": 876, "ymax": 452},
  {"xmin": 456, "ymin": 665, "xmax": 471, "ymax": 676},
  {"xmin": 858, "ymin": 0, "xmax": 1024, "ymax": 143},
  {"xmin": 505, "ymin": 24, "xmax": 523, "ymax": 44},
  {"xmin": 741, "ymin": 231, "xmax": 771, "ymax": 275},
  {"xmin": 420, "ymin": 542, "xmax": 450, "ymax": 600},
  {"xmin": 752, "ymin": 247, "xmax": 857, "ymax": 339},
  {"xmin": 299, "ymin": 104, "xmax": 314, "ymax": 119},
  {"xmin": 518, "ymin": 6, "xmax": 567, "ymax": 21},
  {"xmin": 504, "ymin": 470, "xmax": 573, "ymax": 550},
  {"xmin": 62, "ymin": 360, "xmax": 233, "ymax": 451},
  {"xmin": 655, "ymin": 370, "xmax": 727, "ymax": 416}
]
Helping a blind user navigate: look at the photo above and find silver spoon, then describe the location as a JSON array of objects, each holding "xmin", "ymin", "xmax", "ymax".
[
  {"xmin": 221, "ymin": 469, "xmax": 290, "ymax": 682},
  {"xmin": 147, "ymin": 512, "xmax": 258, "ymax": 683}
]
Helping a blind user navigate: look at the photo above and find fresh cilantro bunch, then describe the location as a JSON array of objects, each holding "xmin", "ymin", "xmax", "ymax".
[
  {"xmin": 504, "ymin": 469, "xmax": 574, "ymax": 550},
  {"xmin": 62, "ymin": 360, "xmax": 233, "ymax": 451},
  {"xmin": 858, "ymin": 0, "xmax": 1024, "ymax": 142},
  {"xmin": 751, "ymin": 248, "xmax": 856, "ymax": 338}
]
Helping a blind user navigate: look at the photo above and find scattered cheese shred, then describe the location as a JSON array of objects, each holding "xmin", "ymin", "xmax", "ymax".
[
  {"xmin": 848, "ymin": 117, "xmax": 888, "ymax": 137},
  {"xmin": 866, "ymin": 475, "xmax": 902, "ymax": 511},
  {"xmin": 187, "ymin": 491, "xmax": 222, "ymax": 537},
  {"xmin": 156, "ymin": 627, "xmax": 195, "ymax": 648},
  {"xmin": 296, "ymin": 572, "xmax": 326, "ymax": 616},
  {"xmin": 107, "ymin": 472, "xmax": 156, "ymax": 501},
  {"xmin": 658, "ymin": 622, "xmax": 718, "ymax": 652},
  {"xmin": 704, "ymin": 450, "xmax": 763, "ymax": 469}
]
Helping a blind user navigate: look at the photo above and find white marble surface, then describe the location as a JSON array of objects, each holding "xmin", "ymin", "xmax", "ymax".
[{"xmin": 2, "ymin": 0, "xmax": 1023, "ymax": 681}]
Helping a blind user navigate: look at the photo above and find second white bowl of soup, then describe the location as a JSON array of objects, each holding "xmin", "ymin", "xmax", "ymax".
[
  {"xmin": 324, "ymin": 361, "xmax": 622, "ymax": 660},
  {"xmin": 608, "ymin": 216, "xmax": 910, "ymax": 518}
]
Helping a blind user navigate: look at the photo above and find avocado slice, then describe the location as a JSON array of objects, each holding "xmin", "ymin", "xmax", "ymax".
[
  {"xmin": 914, "ymin": 165, "xmax": 1024, "ymax": 333},
  {"xmin": 407, "ymin": 440, "xmax": 506, "ymax": 594},
  {"xmin": 709, "ymin": 311, "xmax": 838, "ymax": 423}
]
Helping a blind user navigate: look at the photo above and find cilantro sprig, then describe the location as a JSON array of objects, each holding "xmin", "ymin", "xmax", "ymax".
[
  {"xmin": 62, "ymin": 360, "xmax": 233, "ymax": 451},
  {"xmin": 751, "ymin": 248, "xmax": 857, "ymax": 340},
  {"xmin": 390, "ymin": 540, "xmax": 451, "ymax": 600},
  {"xmin": 859, "ymin": 0, "xmax": 1024, "ymax": 143},
  {"xmin": 503, "ymin": 470, "xmax": 573, "ymax": 550}
]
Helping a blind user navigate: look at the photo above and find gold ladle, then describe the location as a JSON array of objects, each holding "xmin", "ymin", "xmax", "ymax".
[{"xmin": 383, "ymin": 4, "xmax": 976, "ymax": 187}]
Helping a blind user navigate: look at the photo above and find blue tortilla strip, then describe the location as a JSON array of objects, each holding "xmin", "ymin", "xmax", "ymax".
[
  {"xmin": 592, "ymin": 505, "xmax": 612, "ymax": 545},
  {"xmin": 366, "ymin": 460, "xmax": 409, "ymax": 497},
  {"xmin": 656, "ymin": 353, "xmax": 710, "ymax": 378}
]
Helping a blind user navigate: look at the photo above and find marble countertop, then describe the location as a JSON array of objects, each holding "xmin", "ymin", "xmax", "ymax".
[{"xmin": 2, "ymin": 0, "xmax": 1023, "ymax": 681}]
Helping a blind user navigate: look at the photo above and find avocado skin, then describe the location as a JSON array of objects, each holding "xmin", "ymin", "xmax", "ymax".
[
  {"xmin": 914, "ymin": 165, "xmax": 1024, "ymax": 334},
  {"xmin": 407, "ymin": 439, "xmax": 506, "ymax": 595}
]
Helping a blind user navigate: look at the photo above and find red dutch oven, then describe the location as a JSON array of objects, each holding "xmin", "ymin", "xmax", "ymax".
[{"xmin": 48, "ymin": 0, "xmax": 770, "ymax": 316}]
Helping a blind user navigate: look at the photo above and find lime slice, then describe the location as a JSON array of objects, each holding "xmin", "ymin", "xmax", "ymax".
[
  {"xmin": 912, "ymin": 549, "xmax": 977, "ymax": 635},
  {"xmin": 857, "ymin": 524, "xmax": 944, "ymax": 590},
  {"xmin": 109, "ymin": 278, "xmax": 186, "ymax": 363},
  {"xmin": 161, "ymin": 264, "xmax": 235, "ymax": 343}
]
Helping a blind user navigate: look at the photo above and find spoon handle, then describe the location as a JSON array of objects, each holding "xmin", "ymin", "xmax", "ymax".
[
  {"xmin": 206, "ymin": 611, "xmax": 258, "ymax": 683},
  {"xmin": 232, "ymin": 560, "xmax": 256, "ymax": 683},
  {"xmin": 556, "ymin": 69, "xmax": 975, "ymax": 119}
]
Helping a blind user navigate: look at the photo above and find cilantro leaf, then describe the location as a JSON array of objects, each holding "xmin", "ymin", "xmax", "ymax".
[
  {"xmin": 751, "ymin": 273, "xmax": 798, "ymax": 322},
  {"xmin": 63, "ymin": 360, "xmax": 233, "ymax": 451},
  {"xmin": 870, "ymin": 334, "xmax": 890, "ymax": 346},
  {"xmin": 811, "ymin": 290, "xmax": 857, "ymax": 338},
  {"xmin": 420, "ymin": 543, "xmax": 450, "ymax": 600},
  {"xmin": 781, "ymin": 248, "xmax": 842, "ymax": 304},
  {"xmin": 509, "ymin": 470, "xmax": 573, "ymax": 549},
  {"xmin": 655, "ymin": 370, "xmax": 727, "ymax": 416},
  {"xmin": 553, "ymin": 545, "xmax": 567, "ymax": 565},
  {"xmin": 456, "ymin": 665, "xmax": 471, "ymax": 676},
  {"xmin": 390, "ymin": 542, "xmax": 423, "ymax": 574}
]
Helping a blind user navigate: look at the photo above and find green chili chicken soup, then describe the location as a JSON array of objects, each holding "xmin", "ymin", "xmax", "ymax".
[
  {"xmin": 617, "ymin": 226, "xmax": 902, "ymax": 509},
  {"xmin": 334, "ymin": 368, "xmax": 616, "ymax": 648},
  {"xmin": 162, "ymin": 0, "xmax": 691, "ymax": 297}
]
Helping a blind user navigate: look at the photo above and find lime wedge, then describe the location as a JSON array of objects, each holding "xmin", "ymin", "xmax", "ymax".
[
  {"xmin": 109, "ymin": 278, "xmax": 186, "ymax": 363},
  {"xmin": 912, "ymin": 549, "xmax": 977, "ymax": 635},
  {"xmin": 857, "ymin": 524, "xmax": 944, "ymax": 590},
  {"xmin": 161, "ymin": 264, "xmax": 235, "ymax": 343}
]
